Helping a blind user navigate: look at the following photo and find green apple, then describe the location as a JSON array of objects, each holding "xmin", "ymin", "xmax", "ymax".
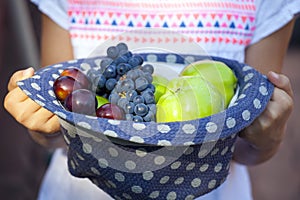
[
  {"xmin": 152, "ymin": 74, "xmax": 169, "ymax": 103},
  {"xmin": 96, "ymin": 95, "xmax": 109, "ymax": 108},
  {"xmin": 180, "ymin": 60, "xmax": 237, "ymax": 107},
  {"xmin": 156, "ymin": 76, "xmax": 225, "ymax": 122}
]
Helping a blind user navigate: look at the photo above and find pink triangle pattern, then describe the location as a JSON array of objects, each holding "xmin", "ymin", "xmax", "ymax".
[
  {"xmin": 69, "ymin": 8, "xmax": 255, "ymax": 31},
  {"xmin": 70, "ymin": 11, "xmax": 255, "ymax": 31},
  {"xmin": 70, "ymin": 32, "xmax": 252, "ymax": 46},
  {"xmin": 68, "ymin": 0, "xmax": 256, "ymax": 47}
]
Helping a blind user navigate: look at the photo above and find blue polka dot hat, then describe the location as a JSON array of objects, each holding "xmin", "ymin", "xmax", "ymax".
[{"xmin": 18, "ymin": 53, "xmax": 273, "ymax": 199}]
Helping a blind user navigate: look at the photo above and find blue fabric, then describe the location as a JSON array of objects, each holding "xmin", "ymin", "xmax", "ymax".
[{"xmin": 18, "ymin": 53, "xmax": 273, "ymax": 199}]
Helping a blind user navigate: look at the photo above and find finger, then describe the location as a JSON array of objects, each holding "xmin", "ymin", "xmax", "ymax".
[
  {"xmin": 267, "ymin": 71, "xmax": 294, "ymax": 99},
  {"xmin": 8, "ymin": 67, "xmax": 35, "ymax": 91},
  {"xmin": 29, "ymin": 107, "xmax": 60, "ymax": 133},
  {"xmin": 43, "ymin": 115, "xmax": 61, "ymax": 133},
  {"xmin": 5, "ymin": 87, "xmax": 36, "ymax": 107},
  {"xmin": 4, "ymin": 88, "xmax": 41, "ymax": 122},
  {"xmin": 269, "ymin": 87, "xmax": 294, "ymax": 117},
  {"xmin": 5, "ymin": 94, "xmax": 60, "ymax": 134},
  {"xmin": 5, "ymin": 94, "xmax": 41, "ymax": 122}
]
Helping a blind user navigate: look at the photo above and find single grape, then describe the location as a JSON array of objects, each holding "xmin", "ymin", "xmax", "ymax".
[
  {"xmin": 132, "ymin": 95, "xmax": 145, "ymax": 104},
  {"xmin": 119, "ymin": 79, "xmax": 135, "ymax": 92},
  {"xmin": 134, "ymin": 103, "xmax": 149, "ymax": 116},
  {"xmin": 144, "ymin": 72, "xmax": 153, "ymax": 83},
  {"xmin": 135, "ymin": 69, "xmax": 146, "ymax": 78},
  {"xmin": 105, "ymin": 78, "xmax": 117, "ymax": 91},
  {"xmin": 135, "ymin": 77, "xmax": 149, "ymax": 92},
  {"xmin": 141, "ymin": 64, "xmax": 154, "ymax": 74},
  {"xmin": 116, "ymin": 42, "xmax": 128, "ymax": 52},
  {"xmin": 117, "ymin": 63, "xmax": 130, "ymax": 75},
  {"xmin": 103, "ymin": 64, "xmax": 117, "ymax": 78},
  {"xmin": 124, "ymin": 102, "xmax": 135, "ymax": 114},
  {"xmin": 126, "ymin": 69, "xmax": 139, "ymax": 80},
  {"xmin": 107, "ymin": 46, "xmax": 119, "ymax": 59},
  {"xmin": 141, "ymin": 90, "xmax": 155, "ymax": 104},
  {"xmin": 132, "ymin": 115, "xmax": 143, "ymax": 122},
  {"xmin": 126, "ymin": 90, "xmax": 138, "ymax": 101}
]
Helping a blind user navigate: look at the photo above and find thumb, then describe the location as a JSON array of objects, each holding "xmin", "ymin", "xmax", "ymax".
[
  {"xmin": 8, "ymin": 67, "xmax": 35, "ymax": 91},
  {"xmin": 22, "ymin": 67, "xmax": 35, "ymax": 79},
  {"xmin": 267, "ymin": 71, "xmax": 294, "ymax": 99}
]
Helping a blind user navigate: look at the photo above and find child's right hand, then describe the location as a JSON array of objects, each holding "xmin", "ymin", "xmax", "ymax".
[{"xmin": 4, "ymin": 67, "xmax": 60, "ymax": 134}]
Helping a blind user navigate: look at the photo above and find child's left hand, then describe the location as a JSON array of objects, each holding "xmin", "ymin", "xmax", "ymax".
[{"xmin": 234, "ymin": 71, "xmax": 294, "ymax": 165}]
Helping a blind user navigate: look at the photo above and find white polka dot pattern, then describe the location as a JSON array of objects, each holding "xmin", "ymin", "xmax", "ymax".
[
  {"xmin": 115, "ymin": 173, "xmax": 125, "ymax": 182},
  {"xmin": 143, "ymin": 171, "xmax": 154, "ymax": 181},
  {"xmin": 166, "ymin": 54, "xmax": 177, "ymax": 63}
]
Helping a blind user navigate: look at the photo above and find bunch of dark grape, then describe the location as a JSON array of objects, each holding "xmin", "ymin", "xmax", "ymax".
[
  {"xmin": 87, "ymin": 43, "xmax": 144, "ymax": 98},
  {"xmin": 109, "ymin": 64, "xmax": 156, "ymax": 122},
  {"xmin": 86, "ymin": 42, "xmax": 157, "ymax": 122}
]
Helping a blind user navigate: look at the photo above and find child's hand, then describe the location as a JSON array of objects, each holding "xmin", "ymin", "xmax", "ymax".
[
  {"xmin": 4, "ymin": 68, "xmax": 60, "ymax": 134},
  {"xmin": 235, "ymin": 71, "xmax": 294, "ymax": 164}
]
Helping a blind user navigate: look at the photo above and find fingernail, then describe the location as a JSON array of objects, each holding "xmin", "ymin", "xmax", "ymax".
[
  {"xmin": 23, "ymin": 67, "xmax": 34, "ymax": 77},
  {"xmin": 270, "ymin": 71, "xmax": 279, "ymax": 79}
]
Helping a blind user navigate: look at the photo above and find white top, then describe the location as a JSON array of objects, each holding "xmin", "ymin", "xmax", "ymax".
[
  {"xmin": 31, "ymin": 0, "xmax": 300, "ymax": 199},
  {"xmin": 32, "ymin": 0, "xmax": 300, "ymax": 61}
]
